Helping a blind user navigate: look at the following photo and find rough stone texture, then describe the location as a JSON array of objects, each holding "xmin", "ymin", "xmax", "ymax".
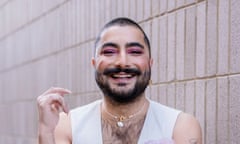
[
  {"xmin": 158, "ymin": 16, "xmax": 168, "ymax": 83},
  {"xmin": 185, "ymin": 81, "xmax": 195, "ymax": 115},
  {"xmin": 176, "ymin": 9, "xmax": 185, "ymax": 80},
  {"xmin": 217, "ymin": 0, "xmax": 229, "ymax": 75},
  {"xmin": 167, "ymin": 13, "xmax": 176, "ymax": 81},
  {"xmin": 206, "ymin": 78, "xmax": 217, "ymax": 144},
  {"xmin": 206, "ymin": 0, "xmax": 217, "ymax": 76},
  {"xmin": 184, "ymin": 6, "xmax": 196, "ymax": 79},
  {"xmin": 217, "ymin": 77, "xmax": 229, "ymax": 144},
  {"xmin": 229, "ymin": 75, "xmax": 240, "ymax": 143},
  {"xmin": 230, "ymin": 0, "xmax": 240, "ymax": 73},
  {"xmin": 196, "ymin": 2, "xmax": 206, "ymax": 78}
]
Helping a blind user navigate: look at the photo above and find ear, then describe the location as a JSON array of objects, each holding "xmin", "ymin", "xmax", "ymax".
[
  {"xmin": 149, "ymin": 58, "xmax": 153, "ymax": 67},
  {"xmin": 91, "ymin": 57, "xmax": 96, "ymax": 67}
]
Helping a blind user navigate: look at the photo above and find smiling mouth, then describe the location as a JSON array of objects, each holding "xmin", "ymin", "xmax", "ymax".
[
  {"xmin": 103, "ymin": 67, "xmax": 141, "ymax": 82},
  {"xmin": 110, "ymin": 73, "xmax": 135, "ymax": 79},
  {"xmin": 109, "ymin": 73, "xmax": 136, "ymax": 86}
]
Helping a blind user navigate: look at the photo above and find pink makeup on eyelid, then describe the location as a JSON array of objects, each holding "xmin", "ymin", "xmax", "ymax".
[
  {"xmin": 101, "ymin": 47, "xmax": 118, "ymax": 55},
  {"xmin": 127, "ymin": 47, "xmax": 143, "ymax": 54}
]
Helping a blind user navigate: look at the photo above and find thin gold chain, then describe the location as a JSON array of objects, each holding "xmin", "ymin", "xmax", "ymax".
[{"xmin": 103, "ymin": 102, "xmax": 146, "ymax": 122}]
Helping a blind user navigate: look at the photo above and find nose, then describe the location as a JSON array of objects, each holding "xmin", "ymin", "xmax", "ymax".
[{"xmin": 115, "ymin": 51, "xmax": 129, "ymax": 68}]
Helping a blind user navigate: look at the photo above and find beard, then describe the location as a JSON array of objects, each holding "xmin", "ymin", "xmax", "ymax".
[{"xmin": 95, "ymin": 67, "xmax": 151, "ymax": 104}]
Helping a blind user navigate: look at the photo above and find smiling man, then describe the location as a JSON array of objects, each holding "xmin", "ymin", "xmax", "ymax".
[{"xmin": 37, "ymin": 17, "xmax": 202, "ymax": 144}]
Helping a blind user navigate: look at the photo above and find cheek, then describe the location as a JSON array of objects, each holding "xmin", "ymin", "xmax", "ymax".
[
  {"xmin": 134, "ymin": 59, "xmax": 151, "ymax": 71},
  {"xmin": 95, "ymin": 58, "xmax": 111, "ymax": 71}
]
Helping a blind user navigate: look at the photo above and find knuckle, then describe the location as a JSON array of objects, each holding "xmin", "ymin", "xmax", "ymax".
[{"xmin": 37, "ymin": 95, "xmax": 44, "ymax": 103}]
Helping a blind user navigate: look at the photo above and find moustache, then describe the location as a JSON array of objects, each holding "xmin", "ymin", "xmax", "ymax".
[{"xmin": 103, "ymin": 67, "xmax": 142, "ymax": 76}]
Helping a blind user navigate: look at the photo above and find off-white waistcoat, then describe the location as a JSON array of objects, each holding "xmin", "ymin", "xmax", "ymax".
[{"xmin": 71, "ymin": 100, "xmax": 181, "ymax": 144}]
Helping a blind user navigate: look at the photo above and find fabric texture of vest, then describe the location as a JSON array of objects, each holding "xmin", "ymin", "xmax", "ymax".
[{"xmin": 70, "ymin": 100, "xmax": 181, "ymax": 144}]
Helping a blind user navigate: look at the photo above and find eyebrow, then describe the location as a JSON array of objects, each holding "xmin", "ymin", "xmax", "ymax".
[
  {"xmin": 100, "ymin": 42, "xmax": 144, "ymax": 50},
  {"xmin": 101, "ymin": 42, "xmax": 118, "ymax": 49},
  {"xmin": 126, "ymin": 42, "xmax": 144, "ymax": 49}
]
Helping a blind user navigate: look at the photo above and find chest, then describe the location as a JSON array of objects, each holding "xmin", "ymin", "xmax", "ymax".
[{"xmin": 101, "ymin": 116, "xmax": 146, "ymax": 144}]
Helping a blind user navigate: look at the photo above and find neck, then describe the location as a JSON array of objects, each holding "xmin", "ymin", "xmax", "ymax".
[{"xmin": 102, "ymin": 94, "xmax": 148, "ymax": 117}]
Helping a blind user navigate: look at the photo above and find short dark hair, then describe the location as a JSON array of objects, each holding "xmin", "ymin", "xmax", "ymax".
[{"xmin": 94, "ymin": 17, "xmax": 151, "ymax": 57}]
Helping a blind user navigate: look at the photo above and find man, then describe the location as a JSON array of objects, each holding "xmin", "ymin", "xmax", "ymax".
[{"xmin": 37, "ymin": 17, "xmax": 202, "ymax": 144}]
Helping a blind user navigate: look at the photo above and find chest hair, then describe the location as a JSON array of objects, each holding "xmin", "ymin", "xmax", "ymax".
[{"xmin": 101, "ymin": 116, "xmax": 146, "ymax": 144}]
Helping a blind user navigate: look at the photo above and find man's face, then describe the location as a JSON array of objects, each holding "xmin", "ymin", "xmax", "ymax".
[{"xmin": 92, "ymin": 25, "xmax": 153, "ymax": 103}]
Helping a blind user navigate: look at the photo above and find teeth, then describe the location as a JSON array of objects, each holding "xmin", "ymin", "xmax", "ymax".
[{"xmin": 113, "ymin": 74, "xmax": 132, "ymax": 78}]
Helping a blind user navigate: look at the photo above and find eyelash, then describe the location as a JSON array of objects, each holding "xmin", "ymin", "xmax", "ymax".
[
  {"xmin": 100, "ymin": 48, "xmax": 143, "ymax": 56},
  {"xmin": 101, "ymin": 49, "xmax": 117, "ymax": 55},
  {"xmin": 128, "ymin": 49, "xmax": 143, "ymax": 55}
]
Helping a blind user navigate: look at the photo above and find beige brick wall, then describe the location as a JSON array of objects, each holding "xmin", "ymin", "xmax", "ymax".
[{"xmin": 0, "ymin": 0, "xmax": 239, "ymax": 143}]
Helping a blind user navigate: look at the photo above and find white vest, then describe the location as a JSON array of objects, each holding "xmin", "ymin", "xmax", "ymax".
[{"xmin": 70, "ymin": 100, "xmax": 181, "ymax": 144}]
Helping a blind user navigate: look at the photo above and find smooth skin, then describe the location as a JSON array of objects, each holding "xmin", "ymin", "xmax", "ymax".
[
  {"xmin": 37, "ymin": 87, "xmax": 72, "ymax": 144},
  {"xmin": 37, "ymin": 25, "xmax": 202, "ymax": 144}
]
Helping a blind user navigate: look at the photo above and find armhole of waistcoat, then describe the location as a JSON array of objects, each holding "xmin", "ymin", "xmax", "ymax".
[{"xmin": 171, "ymin": 111, "xmax": 183, "ymax": 139}]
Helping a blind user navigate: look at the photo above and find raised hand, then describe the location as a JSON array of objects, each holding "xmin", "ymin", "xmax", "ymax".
[{"xmin": 37, "ymin": 87, "xmax": 71, "ymax": 143}]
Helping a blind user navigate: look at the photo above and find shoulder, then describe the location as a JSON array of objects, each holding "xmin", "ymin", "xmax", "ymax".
[{"xmin": 173, "ymin": 112, "xmax": 202, "ymax": 144}]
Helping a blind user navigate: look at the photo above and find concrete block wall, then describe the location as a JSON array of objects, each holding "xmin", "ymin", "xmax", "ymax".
[{"xmin": 0, "ymin": 0, "xmax": 239, "ymax": 143}]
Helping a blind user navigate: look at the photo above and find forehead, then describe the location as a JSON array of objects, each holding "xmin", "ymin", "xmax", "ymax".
[{"xmin": 99, "ymin": 25, "xmax": 145, "ymax": 45}]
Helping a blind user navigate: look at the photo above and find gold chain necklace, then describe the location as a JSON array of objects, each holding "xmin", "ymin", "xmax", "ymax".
[{"xmin": 102, "ymin": 102, "xmax": 146, "ymax": 128}]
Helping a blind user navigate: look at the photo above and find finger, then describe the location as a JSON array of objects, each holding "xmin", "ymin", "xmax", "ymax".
[
  {"xmin": 51, "ymin": 101, "xmax": 68, "ymax": 113},
  {"xmin": 42, "ymin": 87, "xmax": 72, "ymax": 96},
  {"xmin": 38, "ymin": 94, "xmax": 69, "ymax": 113},
  {"xmin": 47, "ymin": 94, "xmax": 68, "ymax": 113}
]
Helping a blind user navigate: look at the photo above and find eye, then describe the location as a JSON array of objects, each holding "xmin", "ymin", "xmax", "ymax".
[
  {"xmin": 127, "ymin": 48, "xmax": 143, "ymax": 55},
  {"xmin": 101, "ymin": 48, "xmax": 118, "ymax": 56}
]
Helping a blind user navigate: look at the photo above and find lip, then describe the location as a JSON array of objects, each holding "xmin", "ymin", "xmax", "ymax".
[
  {"xmin": 111, "ymin": 73, "xmax": 134, "ymax": 78},
  {"xmin": 108, "ymin": 72, "xmax": 136, "ymax": 84}
]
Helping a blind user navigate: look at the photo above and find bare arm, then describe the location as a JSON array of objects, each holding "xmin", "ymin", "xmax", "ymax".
[
  {"xmin": 37, "ymin": 87, "xmax": 72, "ymax": 144},
  {"xmin": 173, "ymin": 113, "xmax": 202, "ymax": 144},
  {"xmin": 54, "ymin": 112, "xmax": 72, "ymax": 144}
]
